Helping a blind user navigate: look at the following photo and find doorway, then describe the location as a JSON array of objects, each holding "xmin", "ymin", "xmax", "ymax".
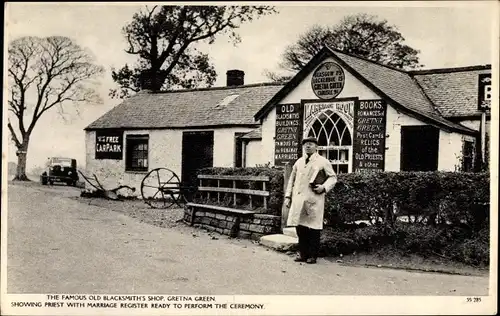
[
  {"xmin": 234, "ymin": 132, "xmax": 246, "ymax": 168},
  {"xmin": 181, "ymin": 131, "xmax": 214, "ymax": 194},
  {"xmin": 400, "ymin": 125, "xmax": 439, "ymax": 171}
]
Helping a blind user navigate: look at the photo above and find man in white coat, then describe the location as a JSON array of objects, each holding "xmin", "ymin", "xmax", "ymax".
[{"xmin": 284, "ymin": 137, "xmax": 337, "ymax": 264}]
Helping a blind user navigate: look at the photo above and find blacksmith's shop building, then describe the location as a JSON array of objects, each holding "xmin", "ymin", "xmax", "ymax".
[{"xmin": 84, "ymin": 46, "xmax": 491, "ymax": 193}]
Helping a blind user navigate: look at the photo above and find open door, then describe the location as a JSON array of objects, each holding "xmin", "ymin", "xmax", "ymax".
[
  {"xmin": 400, "ymin": 125, "xmax": 439, "ymax": 171},
  {"xmin": 181, "ymin": 131, "xmax": 214, "ymax": 198}
]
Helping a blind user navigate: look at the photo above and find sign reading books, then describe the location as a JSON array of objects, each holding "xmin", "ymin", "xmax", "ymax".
[
  {"xmin": 275, "ymin": 103, "xmax": 303, "ymax": 166},
  {"xmin": 352, "ymin": 100, "xmax": 387, "ymax": 173},
  {"xmin": 478, "ymin": 73, "xmax": 491, "ymax": 111},
  {"xmin": 95, "ymin": 130, "xmax": 123, "ymax": 160},
  {"xmin": 311, "ymin": 62, "xmax": 345, "ymax": 100}
]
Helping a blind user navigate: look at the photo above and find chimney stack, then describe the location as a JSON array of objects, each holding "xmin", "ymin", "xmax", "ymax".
[{"xmin": 226, "ymin": 69, "xmax": 245, "ymax": 87}]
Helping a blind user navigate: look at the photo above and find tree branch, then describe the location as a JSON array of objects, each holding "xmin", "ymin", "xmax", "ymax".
[
  {"xmin": 7, "ymin": 119, "xmax": 22, "ymax": 148},
  {"xmin": 157, "ymin": 6, "xmax": 188, "ymax": 67},
  {"xmin": 8, "ymin": 35, "xmax": 103, "ymax": 143}
]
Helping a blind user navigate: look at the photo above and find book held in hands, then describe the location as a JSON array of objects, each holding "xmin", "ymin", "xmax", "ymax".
[{"xmin": 309, "ymin": 167, "xmax": 328, "ymax": 188}]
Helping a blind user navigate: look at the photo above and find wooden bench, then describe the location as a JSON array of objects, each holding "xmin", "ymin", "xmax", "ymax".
[{"xmin": 185, "ymin": 174, "xmax": 271, "ymax": 237}]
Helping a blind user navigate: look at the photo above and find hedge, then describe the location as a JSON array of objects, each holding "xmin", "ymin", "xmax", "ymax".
[
  {"xmin": 193, "ymin": 168, "xmax": 490, "ymax": 266},
  {"xmin": 320, "ymin": 224, "xmax": 490, "ymax": 266},
  {"xmin": 326, "ymin": 171, "xmax": 490, "ymax": 231},
  {"xmin": 324, "ymin": 171, "xmax": 490, "ymax": 266}
]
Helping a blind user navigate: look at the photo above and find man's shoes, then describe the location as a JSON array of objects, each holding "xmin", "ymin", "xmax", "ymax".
[
  {"xmin": 306, "ymin": 258, "xmax": 317, "ymax": 264},
  {"xmin": 294, "ymin": 256, "xmax": 307, "ymax": 262}
]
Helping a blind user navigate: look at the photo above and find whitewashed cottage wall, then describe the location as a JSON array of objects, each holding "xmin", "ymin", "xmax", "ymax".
[
  {"xmin": 85, "ymin": 127, "xmax": 254, "ymax": 195},
  {"xmin": 258, "ymin": 56, "xmax": 469, "ymax": 172}
]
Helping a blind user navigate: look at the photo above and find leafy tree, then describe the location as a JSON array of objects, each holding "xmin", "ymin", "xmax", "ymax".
[
  {"xmin": 7, "ymin": 36, "xmax": 104, "ymax": 181},
  {"xmin": 111, "ymin": 5, "xmax": 277, "ymax": 99},
  {"xmin": 268, "ymin": 14, "xmax": 421, "ymax": 81}
]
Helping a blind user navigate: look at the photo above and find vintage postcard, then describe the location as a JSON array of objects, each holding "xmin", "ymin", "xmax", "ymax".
[{"xmin": 2, "ymin": 1, "xmax": 498, "ymax": 315}]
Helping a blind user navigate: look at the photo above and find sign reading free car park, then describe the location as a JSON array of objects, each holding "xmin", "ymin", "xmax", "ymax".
[{"xmin": 95, "ymin": 130, "xmax": 123, "ymax": 160}]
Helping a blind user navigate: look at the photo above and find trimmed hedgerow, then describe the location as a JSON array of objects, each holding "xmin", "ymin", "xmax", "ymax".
[
  {"xmin": 326, "ymin": 171, "xmax": 490, "ymax": 230},
  {"xmin": 194, "ymin": 168, "xmax": 490, "ymax": 266},
  {"xmin": 322, "ymin": 171, "xmax": 490, "ymax": 266},
  {"xmin": 319, "ymin": 223, "xmax": 489, "ymax": 267}
]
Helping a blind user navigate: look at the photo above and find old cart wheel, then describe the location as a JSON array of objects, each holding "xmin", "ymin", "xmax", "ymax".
[{"xmin": 141, "ymin": 168, "xmax": 187, "ymax": 209}]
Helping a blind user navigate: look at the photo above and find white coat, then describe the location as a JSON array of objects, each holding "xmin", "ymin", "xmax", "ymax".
[{"xmin": 285, "ymin": 152, "xmax": 337, "ymax": 230}]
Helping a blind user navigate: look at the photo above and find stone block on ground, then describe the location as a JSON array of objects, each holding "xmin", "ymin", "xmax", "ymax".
[
  {"xmin": 283, "ymin": 227, "xmax": 298, "ymax": 238},
  {"xmin": 259, "ymin": 234, "xmax": 298, "ymax": 252}
]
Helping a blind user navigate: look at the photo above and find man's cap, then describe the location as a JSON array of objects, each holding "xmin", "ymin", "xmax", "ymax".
[{"xmin": 302, "ymin": 137, "xmax": 318, "ymax": 145}]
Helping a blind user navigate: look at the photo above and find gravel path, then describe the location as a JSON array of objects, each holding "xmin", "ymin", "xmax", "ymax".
[{"xmin": 6, "ymin": 181, "xmax": 490, "ymax": 297}]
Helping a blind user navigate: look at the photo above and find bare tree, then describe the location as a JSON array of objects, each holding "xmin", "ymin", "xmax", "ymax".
[{"xmin": 7, "ymin": 36, "xmax": 104, "ymax": 181}]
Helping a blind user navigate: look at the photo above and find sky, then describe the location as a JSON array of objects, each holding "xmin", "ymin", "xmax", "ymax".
[{"xmin": 3, "ymin": 1, "xmax": 498, "ymax": 172}]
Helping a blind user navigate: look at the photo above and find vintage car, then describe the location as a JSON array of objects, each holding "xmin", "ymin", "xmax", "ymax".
[{"xmin": 40, "ymin": 157, "xmax": 79, "ymax": 186}]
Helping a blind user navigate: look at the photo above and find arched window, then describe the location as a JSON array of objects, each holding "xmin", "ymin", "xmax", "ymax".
[{"xmin": 305, "ymin": 109, "xmax": 352, "ymax": 173}]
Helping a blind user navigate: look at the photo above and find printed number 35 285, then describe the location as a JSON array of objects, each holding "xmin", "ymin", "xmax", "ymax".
[{"xmin": 466, "ymin": 297, "xmax": 482, "ymax": 303}]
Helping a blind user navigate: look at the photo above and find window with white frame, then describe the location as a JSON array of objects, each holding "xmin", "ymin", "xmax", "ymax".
[{"xmin": 305, "ymin": 109, "xmax": 352, "ymax": 174}]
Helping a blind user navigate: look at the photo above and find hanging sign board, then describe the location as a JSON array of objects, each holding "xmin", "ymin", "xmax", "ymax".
[
  {"xmin": 311, "ymin": 62, "xmax": 345, "ymax": 99},
  {"xmin": 352, "ymin": 100, "xmax": 387, "ymax": 173},
  {"xmin": 95, "ymin": 130, "xmax": 123, "ymax": 160},
  {"xmin": 274, "ymin": 103, "xmax": 303, "ymax": 166},
  {"xmin": 478, "ymin": 73, "xmax": 491, "ymax": 111}
]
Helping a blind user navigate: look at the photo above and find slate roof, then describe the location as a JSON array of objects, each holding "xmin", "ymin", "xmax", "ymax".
[
  {"xmin": 327, "ymin": 49, "xmax": 478, "ymax": 134},
  {"xmin": 85, "ymin": 83, "xmax": 283, "ymax": 130},
  {"xmin": 411, "ymin": 66, "xmax": 491, "ymax": 118},
  {"xmin": 255, "ymin": 46, "xmax": 478, "ymax": 135},
  {"xmin": 240, "ymin": 127, "xmax": 262, "ymax": 140}
]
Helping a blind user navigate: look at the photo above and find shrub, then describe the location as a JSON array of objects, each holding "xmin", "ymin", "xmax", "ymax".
[
  {"xmin": 444, "ymin": 227, "xmax": 490, "ymax": 266},
  {"xmin": 392, "ymin": 223, "xmax": 452, "ymax": 256},
  {"xmin": 192, "ymin": 168, "xmax": 490, "ymax": 266},
  {"xmin": 320, "ymin": 228, "xmax": 360, "ymax": 256},
  {"xmin": 319, "ymin": 223, "xmax": 489, "ymax": 266},
  {"xmin": 321, "ymin": 171, "xmax": 490, "ymax": 266},
  {"xmin": 326, "ymin": 171, "xmax": 489, "ymax": 230}
]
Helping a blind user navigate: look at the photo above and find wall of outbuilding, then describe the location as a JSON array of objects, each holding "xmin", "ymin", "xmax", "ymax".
[{"xmin": 85, "ymin": 126, "xmax": 254, "ymax": 196}]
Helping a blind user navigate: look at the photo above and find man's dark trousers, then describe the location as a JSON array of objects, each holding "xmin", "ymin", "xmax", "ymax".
[{"xmin": 296, "ymin": 225, "xmax": 321, "ymax": 259}]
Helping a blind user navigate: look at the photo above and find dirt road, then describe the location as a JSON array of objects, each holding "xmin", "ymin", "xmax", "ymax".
[{"xmin": 6, "ymin": 182, "xmax": 489, "ymax": 295}]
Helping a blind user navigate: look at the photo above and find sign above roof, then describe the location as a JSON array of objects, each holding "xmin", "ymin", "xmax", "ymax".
[
  {"xmin": 311, "ymin": 62, "xmax": 345, "ymax": 99},
  {"xmin": 478, "ymin": 73, "xmax": 491, "ymax": 111}
]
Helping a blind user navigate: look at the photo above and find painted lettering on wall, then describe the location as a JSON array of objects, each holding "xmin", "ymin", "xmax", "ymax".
[
  {"xmin": 352, "ymin": 100, "xmax": 387, "ymax": 173},
  {"xmin": 478, "ymin": 73, "xmax": 491, "ymax": 111},
  {"xmin": 311, "ymin": 62, "xmax": 345, "ymax": 99},
  {"xmin": 96, "ymin": 130, "xmax": 123, "ymax": 160},
  {"xmin": 275, "ymin": 104, "xmax": 303, "ymax": 166}
]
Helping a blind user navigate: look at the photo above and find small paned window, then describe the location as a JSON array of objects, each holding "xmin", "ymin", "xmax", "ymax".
[
  {"xmin": 126, "ymin": 135, "xmax": 149, "ymax": 172},
  {"xmin": 306, "ymin": 109, "xmax": 352, "ymax": 174}
]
